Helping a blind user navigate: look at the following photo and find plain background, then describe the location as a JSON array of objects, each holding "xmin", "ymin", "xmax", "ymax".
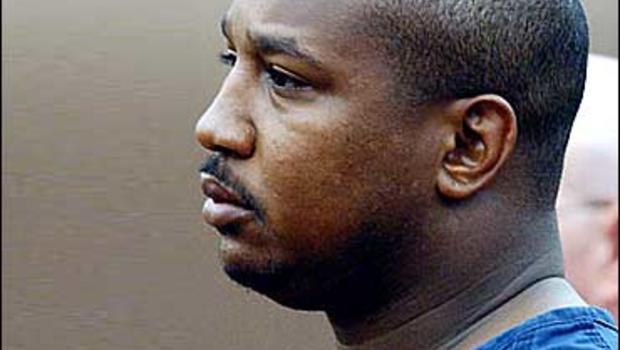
[{"xmin": 2, "ymin": 1, "xmax": 618, "ymax": 349}]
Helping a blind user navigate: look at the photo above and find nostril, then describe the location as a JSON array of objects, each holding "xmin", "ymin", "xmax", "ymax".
[
  {"xmin": 211, "ymin": 145, "xmax": 237, "ymax": 158},
  {"xmin": 195, "ymin": 131, "xmax": 254, "ymax": 159}
]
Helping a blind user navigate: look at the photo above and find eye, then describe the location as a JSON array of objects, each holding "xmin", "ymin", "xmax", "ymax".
[
  {"xmin": 266, "ymin": 65, "xmax": 312, "ymax": 92},
  {"xmin": 218, "ymin": 50, "xmax": 237, "ymax": 67}
]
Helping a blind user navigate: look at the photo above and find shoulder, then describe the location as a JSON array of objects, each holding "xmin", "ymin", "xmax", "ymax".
[{"xmin": 476, "ymin": 307, "xmax": 618, "ymax": 350}]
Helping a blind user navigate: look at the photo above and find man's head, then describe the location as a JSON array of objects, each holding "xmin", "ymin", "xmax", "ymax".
[
  {"xmin": 196, "ymin": 0, "xmax": 589, "ymax": 311},
  {"xmin": 557, "ymin": 54, "xmax": 618, "ymax": 321}
]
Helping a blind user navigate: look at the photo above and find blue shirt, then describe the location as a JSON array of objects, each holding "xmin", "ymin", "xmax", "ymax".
[{"xmin": 476, "ymin": 307, "xmax": 618, "ymax": 349}]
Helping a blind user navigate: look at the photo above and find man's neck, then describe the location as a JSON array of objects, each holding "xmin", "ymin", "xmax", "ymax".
[
  {"xmin": 330, "ymin": 255, "xmax": 569, "ymax": 350},
  {"xmin": 333, "ymin": 277, "xmax": 585, "ymax": 350},
  {"xmin": 327, "ymin": 211, "xmax": 574, "ymax": 349}
]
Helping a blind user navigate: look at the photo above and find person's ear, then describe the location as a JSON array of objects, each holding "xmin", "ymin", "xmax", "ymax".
[
  {"xmin": 437, "ymin": 95, "xmax": 517, "ymax": 200},
  {"xmin": 604, "ymin": 203, "xmax": 618, "ymax": 260}
]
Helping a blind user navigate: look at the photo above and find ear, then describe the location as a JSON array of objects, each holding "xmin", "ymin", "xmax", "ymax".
[
  {"xmin": 437, "ymin": 95, "xmax": 517, "ymax": 200},
  {"xmin": 604, "ymin": 203, "xmax": 618, "ymax": 260}
]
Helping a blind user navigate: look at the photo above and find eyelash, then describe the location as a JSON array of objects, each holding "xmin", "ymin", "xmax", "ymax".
[
  {"xmin": 217, "ymin": 50, "xmax": 312, "ymax": 93},
  {"xmin": 218, "ymin": 51, "xmax": 237, "ymax": 66},
  {"xmin": 265, "ymin": 65, "xmax": 311, "ymax": 91}
]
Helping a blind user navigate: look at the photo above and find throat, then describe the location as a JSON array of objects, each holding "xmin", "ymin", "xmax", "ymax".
[{"xmin": 328, "ymin": 249, "xmax": 566, "ymax": 350}]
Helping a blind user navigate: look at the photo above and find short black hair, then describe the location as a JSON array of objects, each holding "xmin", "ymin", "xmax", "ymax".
[{"xmin": 355, "ymin": 0, "xmax": 589, "ymax": 203}]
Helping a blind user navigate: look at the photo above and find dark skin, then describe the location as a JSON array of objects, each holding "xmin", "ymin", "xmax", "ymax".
[{"xmin": 195, "ymin": 1, "xmax": 586, "ymax": 348}]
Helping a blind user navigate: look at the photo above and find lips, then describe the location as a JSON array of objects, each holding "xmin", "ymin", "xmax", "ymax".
[{"xmin": 200, "ymin": 173, "xmax": 254, "ymax": 229}]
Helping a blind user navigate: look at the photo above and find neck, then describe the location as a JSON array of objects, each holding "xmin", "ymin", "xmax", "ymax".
[{"xmin": 327, "ymin": 207, "xmax": 568, "ymax": 350}]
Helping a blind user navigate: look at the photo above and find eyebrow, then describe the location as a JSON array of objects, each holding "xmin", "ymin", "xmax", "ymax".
[
  {"xmin": 250, "ymin": 32, "xmax": 323, "ymax": 67},
  {"xmin": 220, "ymin": 16, "xmax": 324, "ymax": 68},
  {"xmin": 220, "ymin": 15, "xmax": 231, "ymax": 41}
]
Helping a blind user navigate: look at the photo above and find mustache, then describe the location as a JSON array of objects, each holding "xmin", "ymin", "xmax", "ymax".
[{"xmin": 199, "ymin": 154, "xmax": 265, "ymax": 222}]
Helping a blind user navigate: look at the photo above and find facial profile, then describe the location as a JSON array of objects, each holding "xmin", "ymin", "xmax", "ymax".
[
  {"xmin": 195, "ymin": 0, "xmax": 590, "ymax": 330},
  {"xmin": 195, "ymin": 0, "xmax": 451, "ymax": 310}
]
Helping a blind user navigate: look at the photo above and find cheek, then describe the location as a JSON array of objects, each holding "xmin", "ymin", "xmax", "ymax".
[
  {"xmin": 254, "ymin": 124, "xmax": 426, "ymax": 255},
  {"xmin": 248, "ymin": 92, "xmax": 439, "ymax": 255},
  {"xmin": 259, "ymin": 129, "xmax": 369, "ymax": 252},
  {"xmin": 247, "ymin": 100, "xmax": 358, "ymax": 242}
]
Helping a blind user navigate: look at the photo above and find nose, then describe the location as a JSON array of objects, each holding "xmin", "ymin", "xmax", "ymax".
[{"xmin": 195, "ymin": 78, "xmax": 256, "ymax": 158}]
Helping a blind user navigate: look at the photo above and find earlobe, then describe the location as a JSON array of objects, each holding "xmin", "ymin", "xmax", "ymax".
[{"xmin": 437, "ymin": 95, "xmax": 518, "ymax": 200}]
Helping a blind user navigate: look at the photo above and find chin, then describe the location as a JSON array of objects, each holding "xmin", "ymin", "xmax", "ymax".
[
  {"xmin": 224, "ymin": 262, "xmax": 333, "ymax": 310},
  {"xmin": 219, "ymin": 242, "xmax": 334, "ymax": 311},
  {"xmin": 216, "ymin": 226, "xmax": 393, "ymax": 311}
]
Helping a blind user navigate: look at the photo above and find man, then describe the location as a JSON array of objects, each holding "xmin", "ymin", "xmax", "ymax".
[
  {"xmin": 195, "ymin": 0, "xmax": 618, "ymax": 349},
  {"xmin": 558, "ymin": 53, "xmax": 618, "ymax": 322}
]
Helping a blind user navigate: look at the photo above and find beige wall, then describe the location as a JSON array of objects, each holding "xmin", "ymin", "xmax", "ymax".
[
  {"xmin": 3, "ymin": 1, "xmax": 617, "ymax": 349},
  {"xmin": 583, "ymin": 0, "xmax": 618, "ymax": 57}
]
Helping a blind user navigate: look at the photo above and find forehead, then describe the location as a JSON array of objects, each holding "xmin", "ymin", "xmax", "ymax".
[
  {"xmin": 225, "ymin": 0, "xmax": 398, "ymax": 98},
  {"xmin": 228, "ymin": 0, "xmax": 350, "ymax": 31},
  {"xmin": 226, "ymin": 0, "xmax": 368, "ymax": 56}
]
